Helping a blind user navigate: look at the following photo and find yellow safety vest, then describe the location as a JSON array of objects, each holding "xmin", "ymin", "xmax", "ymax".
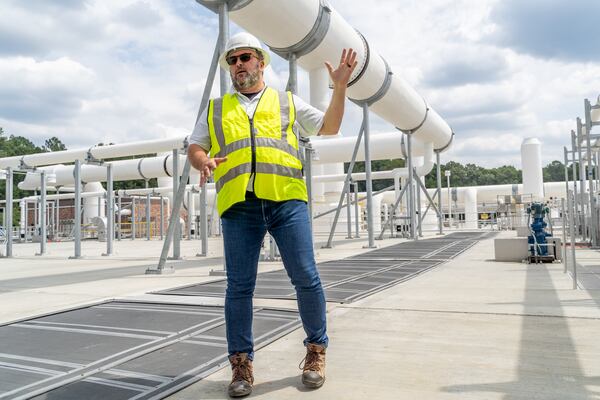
[{"xmin": 207, "ymin": 87, "xmax": 308, "ymax": 216}]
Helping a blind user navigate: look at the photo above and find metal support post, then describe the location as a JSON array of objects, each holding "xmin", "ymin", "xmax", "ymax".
[
  {"xmin": 567, "ymin": 190, "xmax": 578, "ymax": 289},
  {"xmin": 24, "ymin": 199, "xmax": 28, "ymax": 242},
  {"xmin": 346, "ymin": 182, "xmax": 352, "ymax": 239},
  {"xmin": 304, "ymin": 142, "xmax": 313, "ymax": 226},
  {"xmin": 197, "ymin": 185, "xmax": 208, "ymax": 257},
  {"xmin": 70, "ymin": 160, "xmax": 82, "ymax": 259},
  {"xmin": 218, "ymin": 1, "xmax": 229, "ymax": 94},
  {"xmin": 171, "ymin": 149, "xmax": 181, "ymax": 259},
  {"xmin": 575, "ymin": 130, "xmax": 588, "ymax": 240},
  {"xmin": 406, "ymin": 133, "xmax": 416, "ymax": 240},
  {"xmin": 146, "ymin": 193, "xmax": 152, "ymax": 240},
  {"xmin": 286, "ymin": 52, "xmax": 298, "ymax": 93},
  {"xmin": 4, "ymin": 168, "xmax": 13, "ymax": 257},
  {"xmin": 436, "ymin": 152, "xmax": 443, "ymax": 234},
  {"xmin": 570, "ymin": 132, "xmax": 580, "ymax": 238},
  {"xmin": 117, "ymin": 195, "xmax": 122, "ymax": 241},
  {"xmin": 37, "ymin": 171, "xmax": 47, "ymax": 255},
  {"xmin": 561, "ymin": 198, "xmax": 567, "ymax": 273},
  {"xmin": 104, "ymin": 164, "xmax": 114, "ymax": 256},
  {"xmin": 160, "ymin": 195, "xmax": 164, "ymax": 240},
  {"xmin": 581, "ymin": 117, "xmax": 597, "ymax": 246},
  {"xmin": 415, "ymin": 169, "xmax": 423, "ymax": 237},
  {"xmin": 362, "ymin": 103, "xmax": 376, "ymax": 248},
  {"xmin": 354, "ymin": 182, "xmax": 360, "ymax": 238},
  {"xmin": 55, "ymin": 193, "xmax": 59, "ymax": 240},
  {"xmin": 186, "ymin": 190, "xmax": 192, "ymax": 240},
  {"xmin": 132, "ymin": 197, "xmax": 136, "ymax": 240}
]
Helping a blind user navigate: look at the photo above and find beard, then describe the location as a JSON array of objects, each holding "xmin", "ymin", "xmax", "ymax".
[{"xmin": 231, "ymin": 68, "xmax": 261, "ymax": 91}]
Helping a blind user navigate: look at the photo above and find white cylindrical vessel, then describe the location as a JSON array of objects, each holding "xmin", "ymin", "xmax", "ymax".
[
  {"xmin": 83, "ymin": 182, "xmax": 105, "ymax": 224},
  {"xmin": 521, "ymin": 138, "xmax": 544, "ymax": 200},
  {"xmin": 464, "ymin": 187, "xmax": 478, "ymax": 229}
]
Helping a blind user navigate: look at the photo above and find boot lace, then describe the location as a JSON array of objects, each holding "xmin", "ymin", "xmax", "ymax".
[
  {"xmin": 231, "ymin": 354, "xmax": 253, "ymax": 383},
  {"xmin": 299, "ymin": 345, "xmax": 325, "ymax": 372}
]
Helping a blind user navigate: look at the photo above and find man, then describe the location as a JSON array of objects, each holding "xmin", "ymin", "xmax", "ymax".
[{"xmin": 188, "ymin": 31, "xmax": 357, "ymax": 398}]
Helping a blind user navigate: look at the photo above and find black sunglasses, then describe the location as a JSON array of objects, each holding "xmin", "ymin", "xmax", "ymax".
[{"xmin": 226, "ymin": 53, "xmax": 255, "ymax": 66}]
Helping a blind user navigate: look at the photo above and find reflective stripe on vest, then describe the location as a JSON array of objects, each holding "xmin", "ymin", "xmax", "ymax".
[{"xmin": 208, "ymin": 87, "xmax": 307, "ymax": 215}]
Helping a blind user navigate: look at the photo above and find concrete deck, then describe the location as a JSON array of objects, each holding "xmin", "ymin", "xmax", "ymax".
[{"xmin": 2, "ymin": 230, "xmax": 600, "ymax": 399}]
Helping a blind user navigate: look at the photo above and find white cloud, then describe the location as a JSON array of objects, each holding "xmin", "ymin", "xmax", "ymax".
[{"xmin": 0, "ymin": 0, "xmax": 598, "ymax": 170}]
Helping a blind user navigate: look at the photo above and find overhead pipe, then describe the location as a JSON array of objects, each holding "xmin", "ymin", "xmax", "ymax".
[
  {"xmin": 0, "ymin": 136, "xmax": 187, "ymax": 170},
  {"xmin": 223, "ymin": 0, "xmax": 453, "ymax": 151}
]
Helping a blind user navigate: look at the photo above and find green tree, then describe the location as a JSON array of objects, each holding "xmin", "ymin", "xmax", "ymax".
[{"xmin": 43, "ymin": 136, "xmax": 67, "ymax": 152}]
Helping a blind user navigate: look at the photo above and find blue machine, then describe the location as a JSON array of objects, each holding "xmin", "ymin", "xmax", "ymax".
[{"xmin": 526, "ymin": 202, "xmax": 553, "ymax": 261}]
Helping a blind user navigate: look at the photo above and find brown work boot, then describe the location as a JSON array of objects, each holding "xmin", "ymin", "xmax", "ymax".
[
  {"xmin": 300, "ymin": 343, "xmax": 326, "ymax": 388},
  {"xmin": 228, "ymin": 353, "xmax": 253, "ymax": 398}
]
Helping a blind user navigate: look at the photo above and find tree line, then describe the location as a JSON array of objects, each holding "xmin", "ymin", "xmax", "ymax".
[{"xmin": 346, "ymin": 159, "xmax": 576, "ymax": 192}]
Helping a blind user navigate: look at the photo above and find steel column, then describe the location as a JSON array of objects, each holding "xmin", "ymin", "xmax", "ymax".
[
  {"xmin": 567, "ymin": 190, "xmax": 578, "ymax": 289},
  {"xmin": 4, "ymin": 168, "xmax": 13, "ymax": 257},
  {"xmin": 218, "ymin": 1, "xmax": 229, "ymax": 94},
  {"xmin": 346, "ymin": 182, "xmax": 352, "ymax": 239},
  {"xmin": 186, "ymin": 190, "xmax": 192, "ymax": 240},
  {"xmin": 70, "ymin": 160, "xmax": 82, "ymax": 259},
  {"xmin": 37, "ymin": 171, "xmax": 46, "ymax": 255},
  {"xmin": 436, "ymin": 151, "xmax": 443, "ymax": 234},
  {"xmin": 160, "ymin": 195, "xmax": 164, "ymax": 241},
  {"xmin": 197, "ymin": 185, "xmax": 208, "ymax": 257},
  {"xmin": 362, "ymin": 103, "xmax": 376, "ymax": 248},
  {"xmin": 172, "ymin": 149, "xmax": 181, "ymax": 259},
  {"xmin": 406, "ymin": 133, "xmax": 416, "ymax": 240},
  {"xmin": 415, "ymin": 168, "xmax": 422, "ymax": 237},
  {"xmin": 561, "ymin": 197, "xmax": 567, "ymax": 273},
  {"xmin": 146, "ymin": 193, "xmax": 152, "ymax": 240},
  {"xmin": 353, "ymin": 183, "xmax": 360, "ymax": 238},
  {"xmin": 117, "ymin": 195, "xmax": 122, "ymax": 241},
  {"xmin": 132, "ymin": 197, "xmax": 136, "ymax": 240},
  {"xmin": 104, "ymin": 164, "xmax": 114, "ymax": 256}
]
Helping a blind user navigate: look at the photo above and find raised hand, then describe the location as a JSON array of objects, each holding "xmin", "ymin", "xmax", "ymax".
[
  {"xmin": 200, "ymin": 156, "xmax": 227, "ymax": 186},
  {"xmin": 324, "ymin": 48, "xmax": 358, "ymax": 88}
]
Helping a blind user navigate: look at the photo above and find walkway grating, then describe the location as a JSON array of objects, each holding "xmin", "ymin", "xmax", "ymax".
[
  {"xmin": 156, "ymin": 232, "xmax": 494, "ymax": 303},
  {"xmin": 0, "ymin": 301, "xmax": 300, "ymax": 400}
]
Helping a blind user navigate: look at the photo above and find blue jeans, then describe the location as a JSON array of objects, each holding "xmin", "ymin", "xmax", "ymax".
[{"xmin": 221, "ymin": 195, "xmax": 328, "ymax": 360}]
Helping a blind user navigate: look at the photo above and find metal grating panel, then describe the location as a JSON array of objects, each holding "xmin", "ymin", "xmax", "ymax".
[
  {"xmin": 156, "ymin": 232, "xmax": 489, "ymax": 303},
  {"xmin": 0, "ymin": 301, "xmax": 300, "ymax": 400}
]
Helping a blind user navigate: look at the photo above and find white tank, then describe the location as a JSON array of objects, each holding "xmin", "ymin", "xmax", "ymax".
[
  {"xmin": 83, "ymin": 182, "xmax": 105, "ymax": 224},
  {"xmin": 521, "ymin": 138, "xmax": 544, "ymax": 200}
]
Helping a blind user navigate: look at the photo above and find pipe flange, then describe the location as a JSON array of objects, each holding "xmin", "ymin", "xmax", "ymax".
[
  {"xmin": 269, "ymin": 0, "xmax": 332, "ymax": 59},
  {"xmin": 163, "ymin": 155, "xmax": 172, "ymax": 177},
  {"xmin": 350, "ymin": 56, "xmax": 392, "ymax": 106},
  {"xmin": 137, "ymin": 158, "xmax": 149, "ymax": 181},
  {"xmin": 347, "ymin": 29, "xmax": 369, "ymax": 88},
  {"xmin": 435, "ymin": 131, "xmax": 455, "ymax": 153},
  {"xmin": 396, "ymin": 97, "xmax": 429, "ymax": 133}
]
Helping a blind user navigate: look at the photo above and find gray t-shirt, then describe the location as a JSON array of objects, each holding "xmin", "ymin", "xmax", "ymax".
[{"xmin": 188, "ymin": 86, "xmax": 325, "ymax": 152}]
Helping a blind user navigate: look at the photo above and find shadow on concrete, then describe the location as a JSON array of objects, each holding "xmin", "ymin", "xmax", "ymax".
[{"xmin": 442, "ymin": 263, "xmax": 600, "ymax": 399}]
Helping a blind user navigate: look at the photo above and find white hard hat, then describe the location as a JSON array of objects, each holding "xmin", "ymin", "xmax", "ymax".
[{"xmin": 219, "ymin": 32, "xmax": 271, "ymax": 70}]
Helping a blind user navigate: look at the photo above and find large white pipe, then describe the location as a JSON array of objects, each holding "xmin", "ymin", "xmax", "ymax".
[
  {"xmin": 18, "ymin": 154, "xmax": 188, "ymax": 190},
  {"xmin": 0, "ymin": 136, "xmax": 187, "ymax": 170},
  {"xmin": 311, "ymin": 132, "xmax": 427, "ymax": 164},
  {"xmin": 521, "ymin": 138, "xmax": 544, "ymax": 200},
  {"xmin": 227, "ymin": 0, "xmax": 452, "ymax": 150},
  {"xmin": 18, "ymin": 133, "xmax": 425, "ymax": 190}
]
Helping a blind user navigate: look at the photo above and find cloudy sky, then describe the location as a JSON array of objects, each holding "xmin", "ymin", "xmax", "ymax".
[{"xmin": 0, "ymin": 0, "xmax": 599, "ymax": 167}]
